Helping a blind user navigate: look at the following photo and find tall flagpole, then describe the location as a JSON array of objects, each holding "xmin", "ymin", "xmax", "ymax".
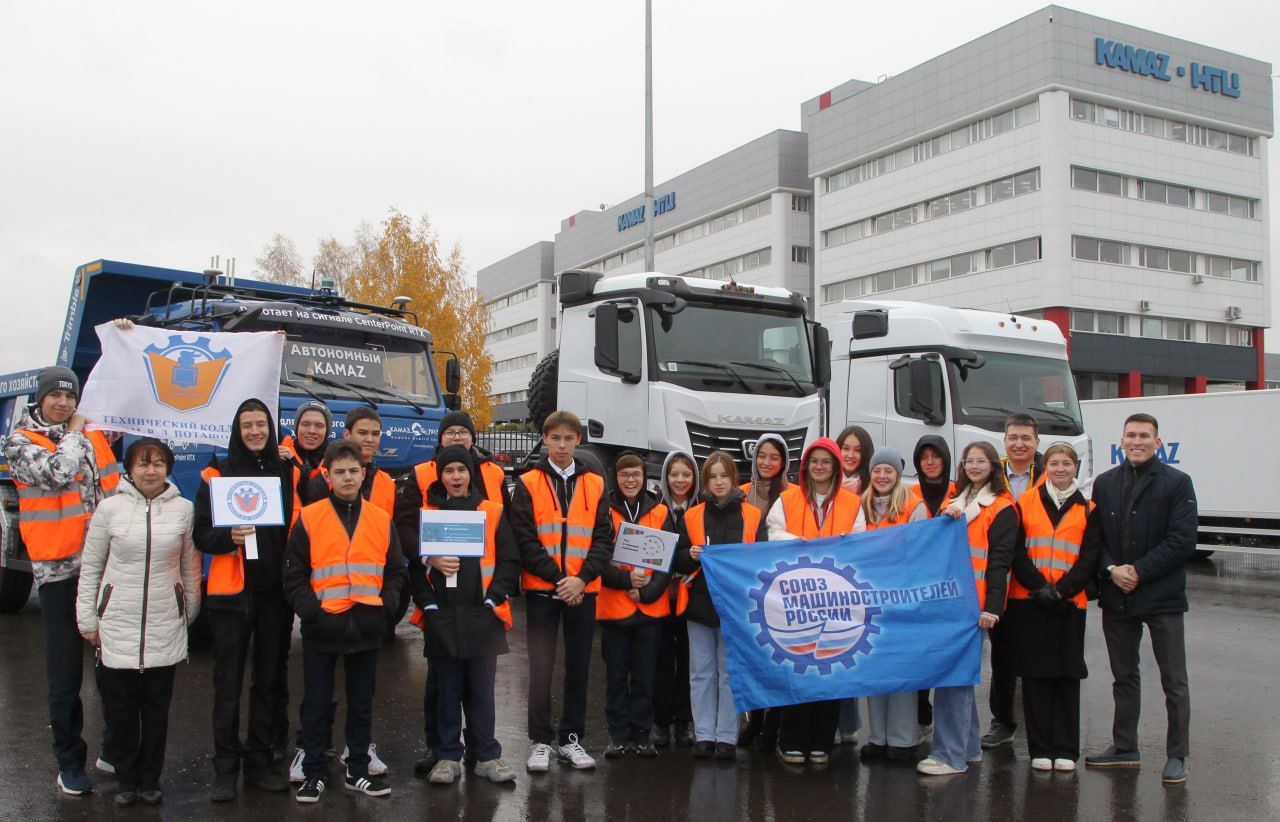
[{"xmin": 644, "ymin": 0, "xmax": 655, "ymax": 272}]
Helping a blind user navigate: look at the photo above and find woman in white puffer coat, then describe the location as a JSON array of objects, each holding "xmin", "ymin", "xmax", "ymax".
[{"xmin": 76, "ymin": 438, "xmax": 200, "ymax": 808}]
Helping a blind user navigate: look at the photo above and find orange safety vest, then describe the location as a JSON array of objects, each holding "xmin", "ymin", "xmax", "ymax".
[
  {"xmin": 280, "ymin": 435, "xmax": 324, "ymax": 483},
  {"xmin": 598, "ymin": 504, "xmax": 672, "ymax": 622},
  {"xmin": 1008, "ymin": 488, "xmax": 1093, "ymax": 608},
  {"xmin": 906, "ymin": 481, "xmax": 956, "ymax": 515},
  {"xmin": 408, "ymin": 499, "xmax": 513, "ymax": 631},
  {"xmin": 302, "ymin": 497, "xmax": 390, "ymax": 614},
  {"xmin": 202, "ymin": 463, "xmax": 302, "ymax": 597},
  {"xmin": 415, "ymin": 459, "xmax": 506, "ymax": 507},
  {"xmin": 14, "ymin": 429, "xmax": 120, "ymax": 561},
  {"xmin": 863, "ymin": 496, "xmax": 916, "ymax": 531},
  {"xmin": 674, "ymin": 500, "xmax": 762, "ymax": 616},
  {"xmin": 519, "ymin": 468, "xmax": 605, "ymax": 593},
  {"xmin": 778, "ymin": 485, "xmax": 861, "ymax": 538},
  {"xmin": 966, "ymin": 492, "xmax": 1015, "ymax": 609}
]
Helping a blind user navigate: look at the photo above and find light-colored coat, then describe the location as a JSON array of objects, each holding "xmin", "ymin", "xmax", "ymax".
[{"xmin": 76, "ymin": 479, "xmax": 201, "ymax": 670}]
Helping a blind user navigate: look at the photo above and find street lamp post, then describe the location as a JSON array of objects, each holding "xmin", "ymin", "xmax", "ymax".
[{"xmin": 644, "ymin": 0, "xmax": 655, "ymax": 272}]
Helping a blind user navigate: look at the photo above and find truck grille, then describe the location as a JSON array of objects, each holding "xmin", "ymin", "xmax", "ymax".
[{"xmin": 685, "ymin": 423, "xmax": 808, "ymax": 483}]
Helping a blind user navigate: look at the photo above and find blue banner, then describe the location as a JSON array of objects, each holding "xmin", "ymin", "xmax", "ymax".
[{"xmin": 699, "ymin": 516, "xmax": 981, "ymax": 712}]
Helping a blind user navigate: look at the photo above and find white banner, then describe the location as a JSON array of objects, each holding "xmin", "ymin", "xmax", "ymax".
[{"xmin": 78, "ymin": 323, "xmax": 283, "ymax": 447}]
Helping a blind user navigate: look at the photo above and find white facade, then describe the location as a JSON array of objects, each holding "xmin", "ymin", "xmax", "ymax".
[{"xmin": 477, "ymin": 241, "xmax": 556, "ymax": 421}]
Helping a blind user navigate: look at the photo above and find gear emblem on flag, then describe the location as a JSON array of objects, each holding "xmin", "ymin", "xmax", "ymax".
[{"xmin": 748, "ymin": 557, "xmax": 880, "ymax": 675}]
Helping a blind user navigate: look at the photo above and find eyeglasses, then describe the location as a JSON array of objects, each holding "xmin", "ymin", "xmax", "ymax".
[
  {"xmin": 617, "ymin": 471, "xmax": 645, "ymax": 480},
  {"xmin": 962, "ymin": 459, "xmax": 991, "ymax": 467},
  {"xmin": 440, "ymin": 429, "xmax": 471, "ymax": 441}
]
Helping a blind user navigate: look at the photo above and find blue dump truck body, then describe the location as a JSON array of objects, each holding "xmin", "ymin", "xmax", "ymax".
[{"xmin": 0, "ymin": 259, "xmax": 453, "ymax": 605}]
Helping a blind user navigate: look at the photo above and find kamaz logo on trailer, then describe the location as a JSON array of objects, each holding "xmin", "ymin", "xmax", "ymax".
[
  {"xmin": 1095, "ymin": 38, "xmax": 1241, "ymax": 99},
  {"xmin": 1110, "ymin": 442, "xmax": 1181, "ymax": 465}
]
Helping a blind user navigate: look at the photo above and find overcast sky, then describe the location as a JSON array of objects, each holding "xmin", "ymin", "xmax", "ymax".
[{"xmin": 1, "ymin": 0, "xmax": 1276, "ymax": 374}]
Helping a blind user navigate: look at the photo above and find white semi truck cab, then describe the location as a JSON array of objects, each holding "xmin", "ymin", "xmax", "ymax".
[
  {"xmin": 826, "ymin": 300, "xmax": 1091, "ymax": 481},
  {"xmin": 526, "ymin": 270, "xmax": 830, "ymax": 481}
]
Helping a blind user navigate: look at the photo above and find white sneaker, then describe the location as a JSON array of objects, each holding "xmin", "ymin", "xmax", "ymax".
[
  {"xmin": 917, "ymin": 756, "xmax": 964, "ymax": 775},
  {"xmin": 1031, "ymin": 757, "xmax": 1053, "ymax": 771},
  {"xmin": 340, "ymin": 743, "xmax": 388, "ymax": 776},
  {"xmin": 1054, "ymin": 758, "xmax": 1077, "ymax": 772},
  {"xmin": 289, "ymin": 747, "xmax": 305, "ymax": 784},
  {"xmin": 526, "ymin": 742, "xmax": 553, "ymax": 773},
  {"xmin": 557, "ymin": 734, "xmax": 596, "ymax": 769},
  {"xmin": 95, "ymin": 757, "xmax": 115, "ymax": 775}
]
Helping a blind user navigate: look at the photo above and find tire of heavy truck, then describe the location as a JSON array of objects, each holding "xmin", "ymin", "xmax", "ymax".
[
  {"xmin": 526, "ymin": 350, "xmax": 560, "ymax": 432},
  {"xmin": 0, "ymin": 486, "xmax": 33, "ymax": 613}
]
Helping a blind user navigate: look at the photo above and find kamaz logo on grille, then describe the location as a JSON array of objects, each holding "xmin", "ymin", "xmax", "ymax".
[
  {"xmin": 717, "ymin": 415, "xmax": 785, "ymax": 426},
  {"xmin": 740, "ymin": 439, "xmax": 759, "ymax": 459}
]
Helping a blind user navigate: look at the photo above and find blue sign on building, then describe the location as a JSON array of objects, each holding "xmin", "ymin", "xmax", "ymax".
[
  {"xmin": 617, "ymin": 192, "xmax": 677, "ymax": 232},
  {"xmin": 1095, "ymin": 38, "xmax": 1240, "ymax": 99}
]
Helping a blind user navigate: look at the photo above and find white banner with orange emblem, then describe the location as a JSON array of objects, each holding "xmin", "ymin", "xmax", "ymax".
[{"xmin": 78, "ymin": 323, "xmax": 283, "ymax": 447}]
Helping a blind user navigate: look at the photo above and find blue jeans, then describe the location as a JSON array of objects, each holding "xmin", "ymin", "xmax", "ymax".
[
  {"xmin": 601, "ymin": 622, "xmax": 661, "ymax": 744},
  {"xmin": 39, "ymin": 576, "xmax": 110, "ymax": 772},
  {"xmin": 433, "ymin": 655, "xmax": 499, "ymax": 762},
  {"xmin": 838, "ymin": 699, "xmax": 861, "ymax": 734},
  {"xmin": 866, "ymin": 691, "xmax": 918, "ymax": 748},
  {"xmin": 687, "ymin": 622, "xmax": 737, "ymax": 744},
  {"xmin": 931, "ymin": 685, "xmax": 981, "ymax": 770}
]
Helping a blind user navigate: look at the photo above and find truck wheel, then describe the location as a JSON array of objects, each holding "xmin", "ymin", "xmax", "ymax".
[
  {"xmin": 526, "ymin": 350, "xmax": 560, "ymax": 431},
  {"xmin": 0, "ymin": 486, "xmax": 32, "ymax": 614},
  {"xmin": 574, "ymin": 443, "xmax": 615, "ymax": 483}
]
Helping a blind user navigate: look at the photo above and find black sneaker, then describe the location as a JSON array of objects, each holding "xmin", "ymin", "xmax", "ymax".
[
  {"xmin": 604, "ymin": 742, "xmax": 629, "ymax": 759},
  {"xmin": 244, "ymin": 768, "xmax": 289, "ymax": 792},
  {"xmin": 693, "ymin": 741, "xmax": 715, "ymax": 759},
  {"xmin": 344, "ymin": 773, "xmax": 391, "ymax": 797},
  {"xmin": 295, "ymin": 777, "xmax": 325, "ymax": 804},
  {"xmin": 651, "ymin": 725, "xmax": 672, "ymax": 748},
  {"xmin": 714, "ymin": 742, "xmax": 736, "ymax": 761},
  {"xmin": 633, "ymin": 740, "xmax": 658, "ymax": 759},
  {"xmin": 208, "ymin": 773, "xmax": 237, "ymax": 803},
  {"xmin": 859, "ymin": 742, "xmax": 887, "ymax": 760},
  {"xmin": 114, "ymin": 788, "xmax": 138, "ymax": 808},
  {"xmin": 414, "ymin": 751, "xmax": 439, "ymax": 776},
  {"xmin": 980, "ymin": 722, "xmax": 1014, "ymax": 749},
  {"xmin": 674, "ymin": 722, "xmax": 695, "ymax": 748},
  {"xmin": 139, "ymin": 787, "xmax": 163, "ymax": 806}
]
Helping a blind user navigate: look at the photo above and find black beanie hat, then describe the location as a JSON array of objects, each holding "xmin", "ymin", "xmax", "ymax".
[
  {"xmin": 433, "ymin": 444, "xmax": 475, "ymax": 475},
  {"xmin": 124, "ymin": 437, "xmax": 176, "ymax": 474},
  {"xmin": 438, "ymin": 410, "xmax": 477, "ymax": 440},
  {"xmin": 36, "ymin": 366, "xmax": 79, "ymax": 406}
]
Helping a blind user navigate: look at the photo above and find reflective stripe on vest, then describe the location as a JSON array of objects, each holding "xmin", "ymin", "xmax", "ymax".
[
  {"xmin": 303, "ymin": 497, "xmax": 390, "ymax": 614},
  {"xmin": 1008, "ymin": 488, "xmax": 1092, "ymax": 608},
  {"xmin": 202, "ymin": 463, "xmax": 301, "ymax": 596},
  {"xmin": 674, "ymin": 501, "xmax": 761, "ymax": 616},
  {"xmin": 966, "ymin": 493, "xmax": 1015, "ymax": 608},
  {"xmin": 518, "ymin": 469, "xmax": 605, "ymax": 593},
  {"xmin": 778, "ymin": 485, "xmax": 860, "ymax": 538},
  {"xmin": 15, "ymin": 429, "xmax": 119, "ymax": 561},
  {"xmin": 415, "ymin": 459, "xmax": 506, "ymax": 507},
  {"xmin": 409, "ymin": 499, "xmax": 512, "ymax": 631},
  {"xmin": 598, "ymin": 505, "xmax": 672, "ymax": 621}
]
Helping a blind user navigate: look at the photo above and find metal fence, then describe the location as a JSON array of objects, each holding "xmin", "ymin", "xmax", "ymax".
[{"xmin": 477, "ymin": 426, "xmax": 538, "ymax": 474}]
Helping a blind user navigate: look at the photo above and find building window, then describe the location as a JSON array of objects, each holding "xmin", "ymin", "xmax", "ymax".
[
  {"xmin": 1070, "ymin": 96, "xmax": 1255, "ymax": 156},
  {"xmin": 791, "ymin": 195, "xmax": 810, "ymax": 213},
  {"xmin": 1163, "ymin": 320, "xmax": 1193, "ymax": 341},
  {"xmin": 821, "ymin": 237, "xmax": 1040, "ymax": 303},
  {"xmin": 791, "ymin": 246, "xmax": 810, "ymax": 263},
  {"xmin": 683, "ymin": 247, "xmax": 773, "ymax": 281},
  {"xmin": 485, "ymin": 319, "xmax": 538, "ymax": 344},
  {"xmin": 493, "ymin": 353, "xmax": 538, "ymax": 374},
  {"xmin": 1076, "ymin": 373, "xmax": 1119, "ymax": 400},
  {"xmin": 1070, "ymin": 309, "xmax": 1127, "ymax": 335},
  {"xmin": 1076, "ymin": 235, "xmax": 1260, "ymax": 283},
  {"xmin": 1142, "ymin": 377, "xmax": 1186, "ymax": 397},
  {"xmin": 486, "ymin": 283, "xmax": 540, "ymax": 310},
  {"xmin": 1140, "ymin": 317, "xmax": 1163, "ymax": 338},
  {"xmin": 1073, "ymin": 166, "xmax": 1256, "ymax": 218}
]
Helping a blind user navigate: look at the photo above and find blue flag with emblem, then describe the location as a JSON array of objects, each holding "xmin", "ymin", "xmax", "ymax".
[{"xmin": 698, "ymin": 516, "xmax": 982, "ymax": 712}]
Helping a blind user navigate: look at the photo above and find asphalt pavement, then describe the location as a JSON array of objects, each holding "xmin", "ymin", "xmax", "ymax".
[{"xmin": 1, "ymin": 552, "xmax": 1277, "ymax": 821}]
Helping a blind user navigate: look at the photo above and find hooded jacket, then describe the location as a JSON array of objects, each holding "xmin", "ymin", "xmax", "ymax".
[
  {"xmin": 766, "ymin": 438, "xmax": 865, "ymax": 540},
  {"xmin": 411, "ymin": 446, "xmax": 521, "ymax": 659},
  {"xmin": 194, "ymin": 398, "xmax": 298, "ymax": 607},
  {"xmin": 659, "ymin": 449, "xmax": 701, "ymax": 534},
  {"xmin": 76, "ymin": 478, "xmax": 201, "ymax": 670},
  {"xmin": 911, "ymin": 435, "xmax": 956, "ymax": 517},
  {"xmin": 742, "ymin": 433, "xmax": 791, "ymax": 514},
  {"xmin": 672, "ymin": 489, "xmax": 767, "ymax": 627}
]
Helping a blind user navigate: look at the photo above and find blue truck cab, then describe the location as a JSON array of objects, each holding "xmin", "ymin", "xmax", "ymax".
[{"xmin": 0, "ymin": 259, "xmax": 458, "ymax": 612}]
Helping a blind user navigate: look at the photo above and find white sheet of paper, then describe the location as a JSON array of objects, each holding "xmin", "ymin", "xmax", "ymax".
[
  {"xmin": 419, "ymin": 509, "xmax": 487, "ymax": 558},
  {"xmin": 209, "ymin": 476, "xmax": 286, "ymax": 528},
  {"xmin": 611, "ymin": 522, "xmax": 679, "ymax": 573},
  {"xmin": 244, "ymin": 530, "xmax": 259, "ymax": 561},
  {"xmin": 445, "ymin": 573, "xmax": 458, "ymax": 588}
]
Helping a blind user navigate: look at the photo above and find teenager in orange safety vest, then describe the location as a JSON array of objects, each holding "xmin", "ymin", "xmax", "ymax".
[
  {"xmin": 506, "ymin": 410, "xmax": 614, "ymax": 773},
  {"xmin": 407, "ymin": 444, "xmax": 520, "ymax": 784},
  {"xmin": 599, "ymin": 452, "xmax": 671, "ymax": 760},
  {"xmin": 194, "ymin": 398, "xmax": 300, "ymax": 801},
  {"xmin": 280, "ymin": 400, "xmax": 333, "ymax": 505},
  {"xmin": 919, "ymin": 441, "xmax": 1017, "ymax": 777},
  {"xmin": 1, "ymin": 365, "xmax": 120, "ymax": 796},
  {"xmin": 650, "ymin": 450, "xmax": 699, "ymax": 750},
  {"xmin": 673, "ymin": 450, "xmax": 766, "ymax": 761},
  {"xmin": 766, "ymin": 438, "xmax": 864, "ymax": 766},
  {"xmin": 859, "ymin": 447, "xmax": 928, "ymax": 762},
  {"xmin": 1006, "ymin": 442, "xmax": 1099, "ymax": 772},
  {"xmin": 305, "ymin": 406, "xmax": 395, "ymax": 514},
  {"xmin": 283, "ymin": 440, "xmax": 405, "ymax": 803},
  {"xmin": 907, "ymin": 434, "xmax": 955, "ymax": 741}
]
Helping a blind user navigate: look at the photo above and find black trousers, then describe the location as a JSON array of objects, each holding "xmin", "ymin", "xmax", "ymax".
[
  {"xmin": 271, "ymin": 613, "xmax": 294, "ymax": 753},
  {"xmin": 433, "ymin": 655, "xmax": 499, "ymax": 762},
  {"xmin": 1102, "ymin": 610, "xmax": 1191, "ymax": 759},
  {"xmin": 779, "ymin": 700, "xmax": 840, "ymax": 755},
  {"xmin": 652, "ymin": 615, "xmax": 692, "ymax": 727},
  {"xmin": 918, "ymin": 690, "xmax": 933, "ymax": 726},
  {"xmin": 100, "ymin": 665, "xmax": 176, "ymax": 789},
  {"xmin": 1022, "ymin": 677, "xmax": 1080, "ymax": 760},
  {"xmin": 526, "ymin": 592, "xmax": 596, "ymax": 745},
  {"xmin": 38, "ymin": 576, "xmax": 109, "ymax": 772},
  {"xmin": 600, "ymin": 622, "xmax": 661, "ymax": 744},
  {"xmin": 988, "ymin": 619, "xmax": 1018, "ymax": 729},
  {"xmin": 209, "ymin": 591, "xmax": 292, "ymax": 774},
  {"xmin": 300, "ymin": 647, "xmax": 378, "ymax": 779}
]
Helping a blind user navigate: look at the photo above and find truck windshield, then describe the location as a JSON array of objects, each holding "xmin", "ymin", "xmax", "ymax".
[
  {"xmin": 949, "ymin": 351, "xmax": 1083, "ymax": 435},
  {"xmin": 280, "ymin": 326, "xmax": 439, "ymax": 405},
  {"xmin": 649, "ymin": 304, "xmax": 816, "ymax": 396}
]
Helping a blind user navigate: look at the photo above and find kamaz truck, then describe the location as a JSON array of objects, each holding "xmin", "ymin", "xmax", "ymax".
[
  {"xmin": 524, "ymin": 270, "xmax": 830, "ymax": 483},
  {"xmin": 0, "ymin": 259, "xmax": 460, "ymax": 612}
]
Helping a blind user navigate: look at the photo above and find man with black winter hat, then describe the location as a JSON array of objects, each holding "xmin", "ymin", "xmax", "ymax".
[
  {"xmin": 281, "ymin": 400, "xmax": 333, "ymax": 505},
  {"xmin": 194, "ymin": 398, "xmax": 301, "ymax": 802}
]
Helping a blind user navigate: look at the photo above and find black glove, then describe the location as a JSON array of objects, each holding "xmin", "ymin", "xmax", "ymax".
[
  {"xmin": 1032, "ymin": 585, "xmax": 1062, "ymax": 612},
  {"xmin": 1054, "ymin": 586, "xmax": 1078, "ymax": 614}
]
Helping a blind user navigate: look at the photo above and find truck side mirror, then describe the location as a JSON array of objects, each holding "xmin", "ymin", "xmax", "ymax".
[
  {"xmin": 443, "ymin": 393, "xmax": 461, "ymax": 411},
  {"xmin": 852, "ymin": 310, "xmax": 888, "ymax": 340},
  {"xmin": 908, "ymin": 359, "xmax": 944, "ymax": 425},
  {"xmin": 812, "ymin": 325, "xmax": 831, "ymax": 388},
  {"xmin": 445, "ymin": 358, "xmax": 460, "ymax": 395},
  {"xmin": 594, "ymin": 303, "xmax": 620, "ymax": 373}
]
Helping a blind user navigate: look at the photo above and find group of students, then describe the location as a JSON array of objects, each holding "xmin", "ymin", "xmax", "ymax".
[{"xmin": 4, "ymin": 356, "xmax": 1198, "ymax": 809}]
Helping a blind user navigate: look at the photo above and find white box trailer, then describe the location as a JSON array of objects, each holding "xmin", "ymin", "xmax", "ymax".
[{"xmin": 1081, "ymin": 390, "xmax": 1280, "ymax": 555}]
